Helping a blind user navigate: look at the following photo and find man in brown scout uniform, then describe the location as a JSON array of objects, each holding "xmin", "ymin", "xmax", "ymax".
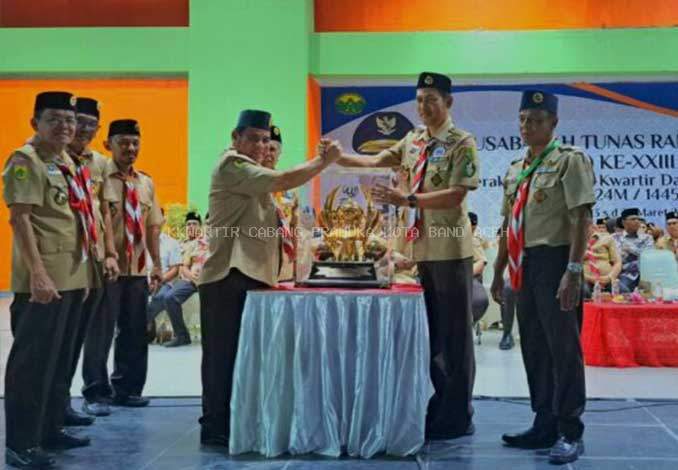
[
  {"xmin": 92, "ymin": 119, "xmax": 163, "ymax": 409},
  {"xmin": 3, "ymin": 91, "xmax": 95, "ymax": 468},
  {"xmin": 264, "ymin": 125, "xmax": 299, "ymax": 281},
  {"xmin": 62, "ymin": 97, "xmax": 120, "ymax": 423},
  {"xmin": 329, "ymin": 72, "xmax": 480, "ymax": 440},
  {"xmin": 198, "ymin": 110, "xmax": 341, "ymax": 446},
  {"xmin": 491, "ymin": 90, "xmax": 594, "ymax": 464}
]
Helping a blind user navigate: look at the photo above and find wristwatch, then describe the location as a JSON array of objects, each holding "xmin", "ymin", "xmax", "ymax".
[
  {"xmin": 407, "ymin": 193, "xmax": 418, "ymax": 208},
  {"xmin": 566, "ymin": 262, "xmax": 583, "ymax": 274}
]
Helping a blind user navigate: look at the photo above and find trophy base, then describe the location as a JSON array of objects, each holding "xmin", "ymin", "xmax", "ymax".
[{"xmin": 296, "ymin": 261, "xmax": 389, "ymax": 289}]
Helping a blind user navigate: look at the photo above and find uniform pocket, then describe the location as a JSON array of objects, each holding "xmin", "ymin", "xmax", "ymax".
[{"xmin": 531, "ymin": 172, "xmax": 561, "ymax": 213}]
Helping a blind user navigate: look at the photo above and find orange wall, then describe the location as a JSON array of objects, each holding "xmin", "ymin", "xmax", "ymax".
[
  {"xmin": 0, "ymin": 0, "xmax": 188, "ymax": 27},
  {"xmin": 315, "ymin": 0, "xmax": 678, "ymax": 32},
  {"xmin": 0, "ymin": 78, "xmax": 188, "ymax": 290}
]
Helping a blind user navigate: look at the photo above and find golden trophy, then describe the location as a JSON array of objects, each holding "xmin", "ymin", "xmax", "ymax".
[{"xmin": 296, "ymin": 167, "xmax": 393, "ymax": 288}]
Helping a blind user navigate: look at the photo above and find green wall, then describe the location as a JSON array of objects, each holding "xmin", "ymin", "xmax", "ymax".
[
  {"xmin": 188, "ymin": 0, "xmax": 312, "ymax": 210},
  {"xmin": 0, "ymin": 1, "xmax": 676, "ymax": 211}
]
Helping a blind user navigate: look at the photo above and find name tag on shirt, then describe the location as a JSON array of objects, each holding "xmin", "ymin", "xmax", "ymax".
[
  {"xmin": 429, "ymin": 146, "xmax": 447, "ymax": 163},
  {"xmin": 46, "ymin": 163, "xmax": 61, "ymax": 176},
  {"xmin": 535, "ymin": 167, "xmax": 558, "ymax": 175}
]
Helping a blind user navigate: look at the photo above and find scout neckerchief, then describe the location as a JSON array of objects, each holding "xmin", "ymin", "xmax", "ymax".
[
  {"xmin": 113, "ymin": 168, "xmax": 146, "ymax": 272},
  {"xmin": 507, "ymin": 139, "xmax": 560, "ymax": 290},
  {"xmin": 54, "ymin": 156, "xmax": 98, "ymax": 262},
  {"xmin": 406, "ymin": 137, "xmax": 438, "ymax": 241}
]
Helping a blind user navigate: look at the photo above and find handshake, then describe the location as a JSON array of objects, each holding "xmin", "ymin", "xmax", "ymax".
[{"xmin": 317, "ymin": 139, "xmax": 343, "ymax": 164}]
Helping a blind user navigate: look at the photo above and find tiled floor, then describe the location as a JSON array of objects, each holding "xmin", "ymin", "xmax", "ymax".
[
  {"xmin": 2, "ymin": 294, "xmax": 678, "ymax": 468},
  {"xmin": 2, "ymin": 398, "xmax": 678, "ymax": 469}
]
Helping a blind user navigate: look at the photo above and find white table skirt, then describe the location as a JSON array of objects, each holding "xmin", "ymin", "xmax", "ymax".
[{"xmin": 229, "ymin": 287, "xmax": 434, "ymax": 458}]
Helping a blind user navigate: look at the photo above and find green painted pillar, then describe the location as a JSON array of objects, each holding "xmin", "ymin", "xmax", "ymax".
[{"xmin": 188, "ymin": 0, "xmax": 313, "ymax": 210}]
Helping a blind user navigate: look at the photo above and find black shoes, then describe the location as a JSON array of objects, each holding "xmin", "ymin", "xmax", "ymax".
[
  {"xmin": 548, "ymin": 436, "xmax": 584, "ymax": 464},
  {"xmin": 64, "ymin": 405, "xmax": 95, "ymax": 426},
  {"xmin": 499, "ymin": 333, "xmax": 515, "ymax": 350},
  {"xmin": 502, "ymin": 427, "xmax": 558, "ymax": 449},
  {"xmin": 42, "ymin": 429, "xmax": 91, "ymax": 450},
  {"xmin": 6, "ymin": 447, "xmax": 54, "ymax": 468},
  {"xmin": 200, "ymin": 427, "xmax": 228, "ymax": 447},
  {"xmin": 164, "ymin": 336, "xmax": 191, "ymax": 348},
  {"xmin": 426, "ymin": 421, "xmax": 475, "ymax": 441},
  {"xmin": 112, "ymin": 395, "xmax": 150, "ymax": 407}
]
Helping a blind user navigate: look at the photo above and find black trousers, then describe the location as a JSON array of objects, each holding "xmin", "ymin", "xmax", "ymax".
[
  {"xmin": 67, "ymin": 264, "xmax": 105, "ymax": 405},
  {"xmin": 198, "ymin": 269, "xmax": 266, "ymax": 437},
  {"xmin": 517, "ymin": 245, "xmax": 586, "ymax": 440},
  {"xmin": 109, "ymin": 276, "xmax": 150, "ymax": 398},
  {"xmin": 418, "ymin": 257, "xmax": 476, "ymax": 434},
  {"xmin": 5, "ymin": 290, "xmax": 85, "ymax": 451},
  {"xmin": 82, "ymin": 276, "xmax": 148, "ymax": 400}
]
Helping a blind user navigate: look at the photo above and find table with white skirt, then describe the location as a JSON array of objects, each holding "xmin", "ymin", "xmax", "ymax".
[{"xmin": 229, "ymin": 284, "xmax": 434, "ymax": 458}]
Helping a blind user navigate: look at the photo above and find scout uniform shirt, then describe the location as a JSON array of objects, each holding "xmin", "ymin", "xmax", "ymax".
[
  {"xmin": 102, "ymin": 159, "xmax": 163, "ymax": 276},
  {"xmin": 199, "ymin": 149, "xmax": 281, "ymax": 287},
  {"xmin": 2, "ymin": 143, "xmax": 89, "ymax": 293},
  {"xmin": 584, "ymin": 232, "xmax": 621, "ymax": 279},
  {"xmin": 181, "ymin": 236, "xmax": 209, "ymax": 283},
  {"xmin": 501, "ymin": 143, "xmax": 595, "ymax": 247},
  {"xmin": 655, "ymin": 235, "xmax": 678, "ymax": 261},
  {"xmin": 379, "ymin": 117, "xmax": 480, "ymax": 262}
]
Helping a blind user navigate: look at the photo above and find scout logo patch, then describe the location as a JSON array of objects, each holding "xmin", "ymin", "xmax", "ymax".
[
  {"xmin": 424, "ymin": 75, "xmax": 434, "ymax": 85},
  {"xmin": 335, "ymin": 92, "xmax": 366, "ymax": 116},
  {"xmin": 532, "ymin": 92, "xmax": 544, "ymax": 104},
  {"xmin": 54, "ymin": 190, "xmax": 68, "ymax": 206},
  {"xmin": 463, "ymin": 148, "xmax": 476, "ymax": 177},
  {"xmin": 109, "ymin": 202, "xmax": 118, "ymax": 216},
  {"xmin": 430, "ymin": 173, "xmax": 443, "ymax": 187},
  {"xmin": 13, "ymin": 165, "xmax": 29, "ymax": 181},
  {"xmin": 533, "ymin": 189, "xmax": 547, "ymax": 203}
]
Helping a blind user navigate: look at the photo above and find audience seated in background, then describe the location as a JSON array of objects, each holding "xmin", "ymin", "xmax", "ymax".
[
  {"xmin": 583, "ymin": 218, "xmax": 622, "ymax": 298},
  {"xmin": 612, "ymin": 208, "xmax": 655, "ymax": 293}
]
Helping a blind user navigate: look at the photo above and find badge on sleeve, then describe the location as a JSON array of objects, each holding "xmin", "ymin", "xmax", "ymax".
[
  {"xmin": 13, "ymin": 165, "xmax": 29, "ymax": 181},
  {"xmin": 463, "ymin": 147, "xmax": 476, "ymax": 177}
]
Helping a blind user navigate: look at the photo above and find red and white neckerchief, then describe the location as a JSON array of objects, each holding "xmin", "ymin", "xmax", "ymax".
[
  {"xmin": 506, "ymin": 140, "xmax": 560, "ymax": 290},
  {"xmin": 585, "ymin": 235, "xmax": 601, "ymax": 279},
  {"xmin": 55, "ymin": 159, "xmax": 98, "ymax": 262},
  {"xmin": 507, "ymin": 172, "xmax": 530, "ymax": 290},
  {"xmin": 114, "ymin": 170, "xmax": 146, "ymax": 272},
  {"xmin": 406, "ymin": 138, "xmax": 437, "ymax": 241}
]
